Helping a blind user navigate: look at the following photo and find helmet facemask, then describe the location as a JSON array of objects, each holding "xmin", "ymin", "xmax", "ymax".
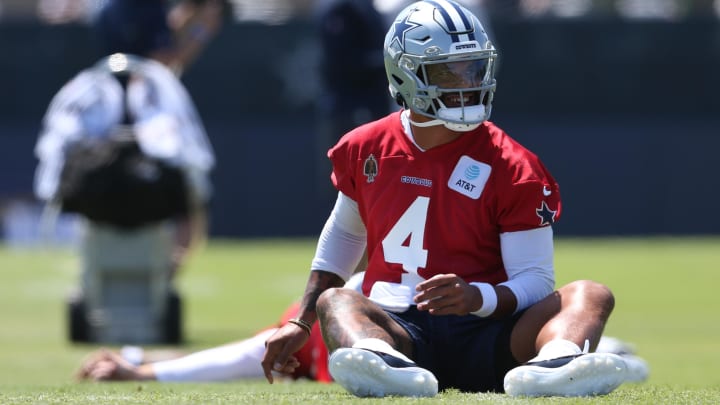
[{"xmin": 412, "ymin": 55, "xmax": 496, "ymax": 131}]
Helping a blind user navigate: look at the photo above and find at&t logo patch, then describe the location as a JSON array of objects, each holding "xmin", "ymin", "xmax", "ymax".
[{"xmin": 447, "ymin": 155, "xmax": 491, "ymax": 199}]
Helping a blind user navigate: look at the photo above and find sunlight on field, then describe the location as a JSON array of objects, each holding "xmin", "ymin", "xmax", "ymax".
[{"xmin": 0, "ymin": 236, "xmax": 718, "ymax": 402}]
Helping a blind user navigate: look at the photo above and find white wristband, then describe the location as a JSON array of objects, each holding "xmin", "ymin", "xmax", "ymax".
[{"xmin": 470, "ymin": 282, "xmax": 497, "ymax": 317}]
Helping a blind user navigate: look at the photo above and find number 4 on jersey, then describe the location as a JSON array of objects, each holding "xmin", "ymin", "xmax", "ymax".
[{"xmin": 382, "ymin": 196, "xmax": 429, "ymax": 274}]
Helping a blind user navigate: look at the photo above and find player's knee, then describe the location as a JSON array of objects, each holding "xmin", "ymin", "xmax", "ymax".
[
  {"xmin": 570, "ymin": 280, "xmax": 615, "ymax": 315},
  {"xmin": 316, "ymin": 287, "xmax": 352, "ymax": 316}
]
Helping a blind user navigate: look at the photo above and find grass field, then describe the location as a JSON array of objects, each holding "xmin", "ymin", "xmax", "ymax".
[{"xmin": 0, "ymin": 237, "xmax": 718, "ymax": 404}]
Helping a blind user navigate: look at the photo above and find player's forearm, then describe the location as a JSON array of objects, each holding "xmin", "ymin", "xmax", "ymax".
[
  {"xmin": 492, "ymin": 284, "xmax": 519, "ymax": 317},
  {"xmin": 499, "ymin": 271, "xmax": 554, "ymax": 312},
  {"xmin": 297, "ymin": 270, "xmax": 346, "ymax": 324}
]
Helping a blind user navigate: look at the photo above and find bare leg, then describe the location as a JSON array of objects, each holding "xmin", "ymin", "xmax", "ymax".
[
  {"xmin": 316, "ymin": 288, "xmax": 413, "ymax": 357},
  {"xmin": 510, "ymin": 280, "xmax": 615, "ymax": 362}
]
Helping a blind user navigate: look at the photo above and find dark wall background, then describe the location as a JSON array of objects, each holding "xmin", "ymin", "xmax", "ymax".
[{"xmin": 1, "ymin": 19, "xmax": 718, "ymax": 237}]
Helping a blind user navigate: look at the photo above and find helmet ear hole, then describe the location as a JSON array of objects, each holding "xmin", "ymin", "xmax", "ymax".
[
  {"xmin": 391, "ymin": 74, "xmax": 404, "ymax": 87},
  {"xmin": 395, "ymin": 94, "xmax": 406, "ymax": 108}
]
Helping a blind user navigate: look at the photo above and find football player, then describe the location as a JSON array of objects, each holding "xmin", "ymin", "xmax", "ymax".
[
  {"xmin": 75, "ymin": 302, "xmax": 332, "ymax": 383},
  {"xmin": 75, "ymin": 273, "xmax": 366, "ymax": 382},
  {"xmin": 262, "ymin": 0, "xmax": 638, "ymax": 398}
]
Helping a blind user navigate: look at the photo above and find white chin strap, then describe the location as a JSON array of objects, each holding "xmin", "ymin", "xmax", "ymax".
[
  {"xmin": 409, "ymin": 118, "xmax": 481, "ymax": 132},
  {"xmin": 409, "ymin": 105, "xmax": 485, "ymax": 132}
]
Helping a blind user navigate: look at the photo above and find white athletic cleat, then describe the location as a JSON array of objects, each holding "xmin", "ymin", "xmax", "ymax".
[
  {"xmin": 328, "ymin": 348, "xmax": 438, "ymax": 397},
  {"xmin": 504, "ymin": 352, "xmax": 628, "ymax": 397}
]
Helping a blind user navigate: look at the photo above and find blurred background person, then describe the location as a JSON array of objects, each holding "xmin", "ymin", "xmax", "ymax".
[
  {"xmin": 31, "ymin": 0, "xmax": 230, "ymax": 344},
  {"xmin": 33, "ymin": 53, "xmax": 216, "ymax": 344},
  {"xmin": 87, "ymin": 0, "xmax": 231, "ymax": 275}
]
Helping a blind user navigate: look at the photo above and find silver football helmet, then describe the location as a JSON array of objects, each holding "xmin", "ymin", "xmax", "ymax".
[{"xmin": 384, "ymin": 0, "xmax": 497, "ymax": 131}]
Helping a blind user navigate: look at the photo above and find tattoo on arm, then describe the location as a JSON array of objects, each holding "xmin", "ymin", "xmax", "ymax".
[{"xmin": 298, "ymin": 270, "xmax": 345, "ymax": 323}]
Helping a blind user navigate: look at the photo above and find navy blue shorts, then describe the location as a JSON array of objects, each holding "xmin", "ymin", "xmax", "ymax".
[{"xmin": 386, "ymin": 306, "xmax": 524, "ymax": 393}]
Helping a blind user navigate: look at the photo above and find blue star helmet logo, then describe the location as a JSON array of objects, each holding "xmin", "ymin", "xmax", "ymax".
[
  {"xmin": 536, "ymin": 201, "xmax": 557, "ymax": 226},
  {"xmin": 390, "ymin": 10, "xmax": 420, "ymax": 51}
]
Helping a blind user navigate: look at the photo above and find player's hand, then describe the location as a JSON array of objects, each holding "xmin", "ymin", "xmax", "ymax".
[
  {"xmin": 76, "ymin": 349, "xmax": 146, "ymax": 381},
  {"xmin": 261, "ymin": 324, "xmax": 309, "ymax": 384},
  {"xmin": 414, "ymin": 273, "xmax": 482, "ymax": 316}
]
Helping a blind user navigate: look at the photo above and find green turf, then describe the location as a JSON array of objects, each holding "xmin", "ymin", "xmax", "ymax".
[{"xmin": 0, "ymin": 237, "xmax": 718, "ymax": 404}]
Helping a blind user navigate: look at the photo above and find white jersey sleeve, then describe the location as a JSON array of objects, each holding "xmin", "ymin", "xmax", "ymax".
[
  {"xmin": 310, "ymin": 191, "xmax": 367, "ymax": 281},
  {"xmin": 498, "ymin": 226, "xmax": 556, "ymax": 312}
]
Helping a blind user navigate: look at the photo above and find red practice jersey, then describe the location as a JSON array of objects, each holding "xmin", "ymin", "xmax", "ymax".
[{"xmin": 328, "ymin": 111, "xmax": 561, "ymax": 295}]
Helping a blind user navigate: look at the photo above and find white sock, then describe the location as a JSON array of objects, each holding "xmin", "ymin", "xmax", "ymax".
[
  {"xmin": 351, "ymin": 338, "xmax": 414, "ymax": 364},
  {"xmin": 530, "ymin": 339, "xmax": 583, "ymax": 363}
]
